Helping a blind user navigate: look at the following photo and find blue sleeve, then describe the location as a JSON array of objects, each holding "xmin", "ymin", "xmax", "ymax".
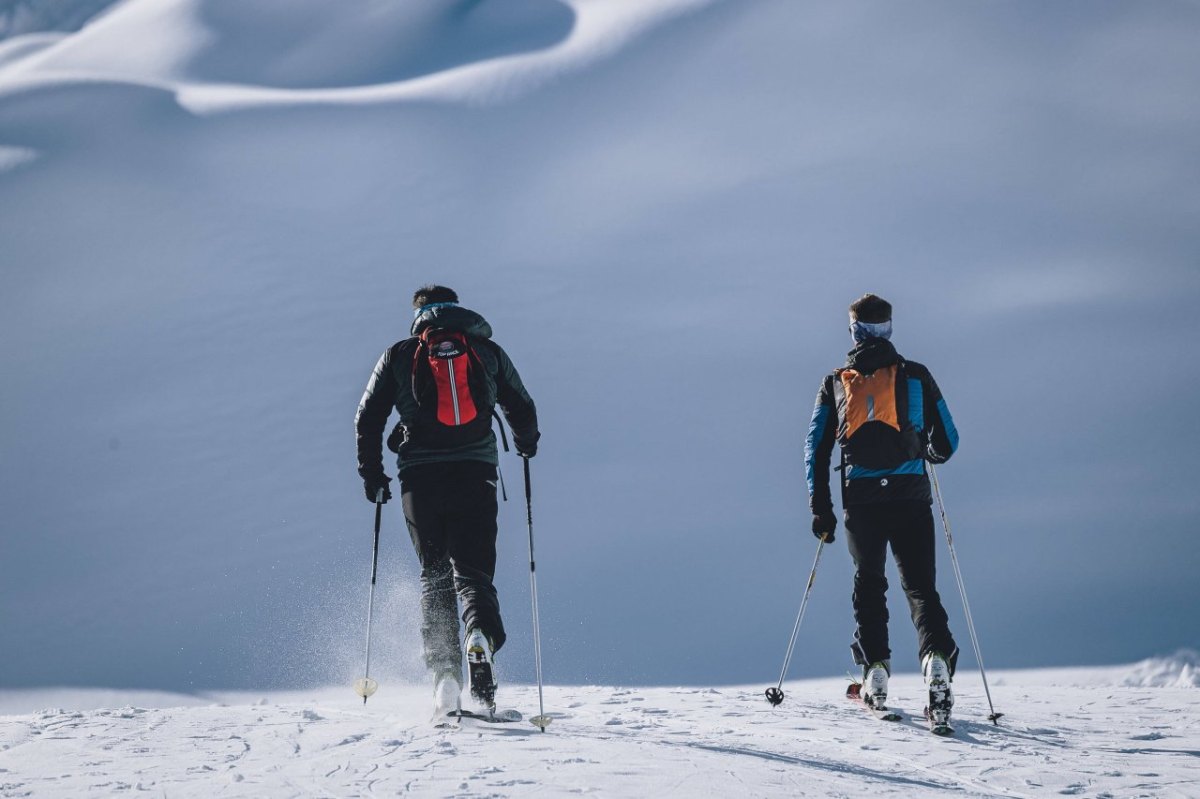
[
  {"xmin": 922, "ymin": 372, "xmax": 958, "ymax": 463},
  {"xmin": 804, "ymin": 376, "xmax": 837, "ymax": 514}
]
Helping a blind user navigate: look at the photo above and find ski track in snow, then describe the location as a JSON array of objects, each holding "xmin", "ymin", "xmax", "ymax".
[{"xmin": 1, "ymin": 671, "xmax": 1197, "ymax": 798}]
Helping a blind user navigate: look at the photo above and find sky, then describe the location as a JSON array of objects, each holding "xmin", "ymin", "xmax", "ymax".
[{"xmin": 0, "ymin": 0, "xmax": 1198, "ymax": 692}]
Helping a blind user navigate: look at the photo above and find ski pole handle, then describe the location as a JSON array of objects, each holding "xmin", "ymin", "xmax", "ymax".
[
  {"xmin": 371, "ymin": 489, "xmax": 383, "ymax": 584},
  {"xmin": 523, "ymin": 457, "xmax": 532, "ymax": 503}
]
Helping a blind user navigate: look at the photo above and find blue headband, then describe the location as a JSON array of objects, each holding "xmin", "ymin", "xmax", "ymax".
[
  {"xmin": 414, "ymin": 301, "xmax": 458, "ymax": 318},
  {"xmin": 851, "ymin": 319, "xmax": 892, "ymax": 343}
]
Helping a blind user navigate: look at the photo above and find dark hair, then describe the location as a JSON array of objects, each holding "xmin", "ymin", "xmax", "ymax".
[
  {"xmin": 412, "ymin": 285, "xmax": 459, "ymax": 309},
  {"xmin": 849, "ymin": 293, "xmax": 892, "ymax": 324}
]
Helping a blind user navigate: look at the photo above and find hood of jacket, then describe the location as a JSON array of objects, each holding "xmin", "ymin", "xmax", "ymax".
[
  {"xmin": 410, "ymin": 304, "xmax": 493, "ymax": 339},
  {"xmin": 845, "ymin": 337, "xmax": 902, "ymax": 374}
]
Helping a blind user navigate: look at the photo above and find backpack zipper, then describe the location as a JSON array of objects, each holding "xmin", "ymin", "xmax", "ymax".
[{"xmin": 447, "ymin": 357, "xmax": 462, "ymax": 425}]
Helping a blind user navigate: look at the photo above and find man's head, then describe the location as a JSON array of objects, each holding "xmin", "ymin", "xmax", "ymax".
[
  {"xmin": 848, "ymin": 293, "xmax": 893, "ymax": 343},
  {"xmin": 412, "ymin": 285, "xmax": 459, "ymax": 311},
  {"xmin": 849, "ymin": 293, "xmax": 892, "ymax": 324}
]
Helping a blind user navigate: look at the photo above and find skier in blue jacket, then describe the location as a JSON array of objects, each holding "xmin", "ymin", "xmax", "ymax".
[{"xmin": 805, "ymin": 293, "xmax": 959, "ymax": 724}]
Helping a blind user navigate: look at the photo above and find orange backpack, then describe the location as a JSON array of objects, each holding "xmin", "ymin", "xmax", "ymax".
[{"xmin": 832, "ymin": 362, "xmax": 923, "ymax": 471}]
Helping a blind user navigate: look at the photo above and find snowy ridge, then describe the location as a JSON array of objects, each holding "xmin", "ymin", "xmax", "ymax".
[
  {"xmin": 1122, "ymin": 649, "xmax": 1200, "ymax": 689},
  {"xmin": 2, "ymin": 668, "xmax": 1199, "ymax": 798},
  {"xmin": 0, "ymin": 0, "xmax": 717, "ymax": 112},
  {"xmin": 0, "ymin": 0, "xmax": 117, "ymax": 39}
]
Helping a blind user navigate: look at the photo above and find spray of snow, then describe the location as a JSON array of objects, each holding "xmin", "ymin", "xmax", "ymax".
[{"xmin": 1122, "ymin": 649, "xmax": 1200, "ymax": 689}]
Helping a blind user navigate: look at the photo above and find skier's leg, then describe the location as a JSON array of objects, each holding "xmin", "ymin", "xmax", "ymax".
[
  {"xmin": 447, "ymin": 463, "xmax": 507, "ymax": 653},
  {"xmin": 844, "ymin": 504, "xmax": 891, "ymax": 669},
  {"xmin": 402, "ymin": 478, "xmax": 461, "ymax": 679},
  {"xmin": 890, "ymin": 501, "xmax": 957, "ymax": 673},
  {"xmin": 418, "ymin": 557, "xmax": 462, "ymax": 677}
]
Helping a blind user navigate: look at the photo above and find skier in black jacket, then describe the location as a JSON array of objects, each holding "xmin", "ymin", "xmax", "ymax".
[
  {"xmin": 355, "ymin": 285, "xmax": 539, "ymax": 716},
  {"xmin": 805, "ymin": 293, "xmax": 959, "ymax": 724}
]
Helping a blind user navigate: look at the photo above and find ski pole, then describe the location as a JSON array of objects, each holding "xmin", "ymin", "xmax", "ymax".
[
  {"xmin": 765, "ymin": 538, "xmax": 825, "ymax": 706},
  {"xmin": 929, "ymin": 464, "xmax": 1002, "ymax": 724},
  {"xmin": 523, "ymin": 458, "xmax": 551, "ymax": 732},
  {"xmin": 353, "ymin": 488, "xmax": 384, "ymax": 704}
]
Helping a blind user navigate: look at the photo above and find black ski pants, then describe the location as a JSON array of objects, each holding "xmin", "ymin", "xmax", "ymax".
[
  {"xmin": 400, "ymin": 460, "xmax": 506, "ymax": 679},
  {"xmin": 844, "ymin": 500, "xmax": 957, "ymax": 672}
]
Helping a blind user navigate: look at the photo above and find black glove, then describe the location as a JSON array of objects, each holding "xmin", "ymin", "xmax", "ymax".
[
  {"xmin": 363, "ymin": 473, "xmax": 392, "ymax": 504},
  {"xmin": 513, "ymin": 431, "xmax": 539, "ymax": 459},
  {"xmin": 925, "ymin": 446, "xmax": 949, "ymax": 465},
  {"xmin": 811, "ymin": 511, "xmax": 837, "ymax": 543}
]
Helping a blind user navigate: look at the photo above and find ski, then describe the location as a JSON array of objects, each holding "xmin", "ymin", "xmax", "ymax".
[
  {"xmin": 447, "ymin": 708, "xmax": 523, "ymax": 724},
  {"xmin": 846, "ymin": 682, "xmax": 902, "ymax": 722}
]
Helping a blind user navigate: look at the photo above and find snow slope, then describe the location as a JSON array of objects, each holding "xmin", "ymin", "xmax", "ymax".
[
  {"xmin": 1, "ymin": 0, "xmax": 1199, "ymax": 696},
  {"xmin": 2, "ymin": 658, "xmax": 1198, "ymax": 798},
  {"xmin": 0, "ymin": 0, "xmax": 116, "ymax": 40},
  {"xmin": 0, "ymin": 0, "xmax": 713, "ymax": 108}
]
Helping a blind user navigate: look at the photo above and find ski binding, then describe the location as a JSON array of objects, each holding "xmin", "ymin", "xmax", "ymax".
[
  {"xmin": 924, "ymin": 706, "xmax": 955, "ymax": 736},
  {"xmin": 846, "ymin": 682, "xmax": 902, "ymax": 721}
]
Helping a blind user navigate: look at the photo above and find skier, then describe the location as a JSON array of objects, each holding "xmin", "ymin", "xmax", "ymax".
[
  {"xmin": 355, "ymin": 285, "xmax": 539, "ymax": 718},
  {"xmin": 805, "ymin": 293, "xmax": 959, "ymax": 729}
]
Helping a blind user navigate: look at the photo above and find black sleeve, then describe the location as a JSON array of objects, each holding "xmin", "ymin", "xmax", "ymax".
[
  {"xmin": 920, "ymin": 367, "xmax": 960, "ymax": 464},
  {"xmin": 355, "ymin": 346, "xmax": 397, "ymax": 480},
  {"xmin": 490, "ymin": 342, "xmax": 539, "ymax": 450},
  {"xmin": 804, "ymin": 375, "xmax": 838, "ymax": 516}
]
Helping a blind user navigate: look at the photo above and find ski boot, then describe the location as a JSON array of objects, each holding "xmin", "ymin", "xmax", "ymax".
[
  {"xmin": 432, "ymin": 669, "xmax": 462, "ymax": 721},
  {"xmin": 862, "ymin": 661, "xmax": 890, "ymax": 710},
  {"xmin": 922, "ymin": 651, "xmax": 954, "ymax": 735},
  {"xmin": 465, "ymin": 628, "xmax": 498, "ymax": 715}
]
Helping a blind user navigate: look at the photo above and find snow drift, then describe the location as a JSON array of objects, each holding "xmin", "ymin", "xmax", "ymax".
[
  {"xmin": 3, "ymin": 665, "xmax": 1200, "ymax": 798},
  {"xmin": 1, "ymin": 0, "xmax": 1198, "ymax": 697}
]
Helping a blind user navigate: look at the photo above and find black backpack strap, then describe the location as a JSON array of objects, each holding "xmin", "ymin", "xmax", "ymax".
[{"xmin": 492, "ymin": 410, "xmax": 510, "ymax": 452}]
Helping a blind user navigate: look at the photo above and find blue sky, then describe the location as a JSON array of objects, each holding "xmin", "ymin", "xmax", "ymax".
[{"xmin": 1, "ymin": 0, "xmax": 1197, "ymax": 691}]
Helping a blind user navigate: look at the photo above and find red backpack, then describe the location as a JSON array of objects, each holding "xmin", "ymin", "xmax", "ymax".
[{"xmin": 408, "ymin": 328, "xmax": 494, "ymax": 445}]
